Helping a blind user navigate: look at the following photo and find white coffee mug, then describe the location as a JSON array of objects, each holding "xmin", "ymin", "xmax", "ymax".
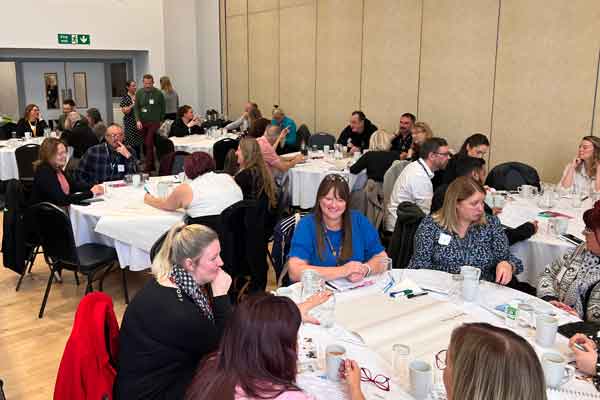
[
  {"xmin": 325, "ymin": 344, "xmax": 346, "ymax": 381},
  {"xmin": 409, "ymin": 360, "xmax": 433, "ymax": 400},
  {"xmin": 542, "ymin": 353, "xmax": 574, "ymax": 388},
  {"xmin": 132, "ymin": 174, "xmax": 141, "ymax": 187}
]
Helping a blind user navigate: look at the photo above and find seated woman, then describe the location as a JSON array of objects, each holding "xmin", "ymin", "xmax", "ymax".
[
  {"xmin": 439, "ymin": 133, "xmax": 490, "ymax": 188},
  {"xmin": 186, "ymin": 293, "xmax": 365, "ymax": 400},
  {"xmin": 169, "ymin": 105, "xmax": 204, "ymax": 137},
  {"xmin": 31, "ymin": 137, "xmax": 103, "ymax": 206},
  {"xmin": 144, "ymin": 152, "xmax": 243, "ymax": 218},
  {"xmin": 408, "ymin": 176, "xmax": 523, "ymax": 284},
  {"xmin": 234, "ymin": 137, "xmax": 277, "ymax": 209},
  {"xmin": 405, "ymin": 121, "xmax": 433, "ymax": 161},
  {"xmin": 247, "ymin": 107, "xmax": 271, "ymax": 138},
  {"xmin": 86, "ymin": 107, "xmax": 107, "ymax": 141},
  {"xmin": 15, "ymin": 103, "xmax": 48, "ymax": 138},
  {"xmin": 443, "ymin": 323, "xmax": 546, "ymax": 400},
  {"xmin": 349, "ymin": 130, "xmax": 399, "ymax": 182},
  {"xmin": 288, "ymin": 174, "xmax": 388, "ymax": 282},
  {"xmin": 538, "ymin": 201, "xmax": 600, "ymax": 321},
  {"xmin": 559, "ymin": 135, "xmax": 600, "ymax": 192}
]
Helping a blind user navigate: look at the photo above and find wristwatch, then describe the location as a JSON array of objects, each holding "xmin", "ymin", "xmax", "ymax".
[{"xmin": 363, "ymin": 263, "xmax": 372, "ymax": 277}]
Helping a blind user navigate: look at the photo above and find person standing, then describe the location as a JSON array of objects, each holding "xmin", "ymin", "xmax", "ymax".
[
  {"xmin": 120, "ymin": 80, "xmax": 143, "ymax": 156},
  {"xmin": 160, "ymin": 76, "xmax": 179, "ymax": 121},
  {"xmin": 134, "ymin": 74, "xmax": 165, "ymax": 172}
]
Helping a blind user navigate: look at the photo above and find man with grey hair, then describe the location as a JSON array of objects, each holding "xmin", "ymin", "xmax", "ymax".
[
  {"xmin": 256, "ymin": 124, "xmax": 304, "ymax": 176},
  {"xmin": 78, "ymin": 123, "xmax": 138, "ymax": 185},
  {"xmin": 61, "ymin": 111, "xmax": 98, "ymax": 158}
]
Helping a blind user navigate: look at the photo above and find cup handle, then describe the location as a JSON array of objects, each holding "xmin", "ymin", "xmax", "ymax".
[{"xmin": 562, "ymin": 365, "xmax": 575, "ymax": 385}]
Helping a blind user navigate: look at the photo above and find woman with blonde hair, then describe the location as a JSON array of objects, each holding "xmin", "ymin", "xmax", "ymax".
[
  {"xmin": 408, "ymin": 176, "xmax": 523, "ymax": 284},
  {"xmin": 406, "ymin": 121, "xmax": 433, "ymax": 161},
  {"xmin": 441, "ymin": 323, "xmax": 546, "ymax": 400},
  {"xmin": 15, "ymin": 103, "xmax": 48, "ymax": 138},
  {"xmin": 235, "ymin": 137, "xmax": 277, "ymax": 209},
  {"xmin": 349, "ymin": 130, "xmax": 398, "ymax": 182},
  {"xmin": 560, "ymin": 135, "xmax": 600, "ymax": 192},
  {"xmin": 160, "ymin": 76, "xmax": 179, "ymax": 120}
]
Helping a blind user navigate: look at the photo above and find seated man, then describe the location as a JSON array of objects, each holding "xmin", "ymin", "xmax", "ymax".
[
  {"xmin": 78, "ymin": 124, "xmax": 138, "ymax": 185},
  {"xmin": 431, "ymin": 156, "xmax": 537, "ymax": 245},
  {"xmin": 337, "ymin": 111, "xmax": 378, "ymax": 153},
  {"xmin": 61, "ymin": 111, "xmax": 99, "ymax": 159},
  {"xmin": 385, "ymin": 137, "xmax": 449, "ymax": 232},
  {"xmin": 390, "ymin": 112, "xmax": 415, "ymax": 159},
  {"xmin": 257, "ymin": 124, "xmax": 304, "ymax": 178}
]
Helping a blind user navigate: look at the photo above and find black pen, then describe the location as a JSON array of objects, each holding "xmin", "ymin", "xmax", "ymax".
[{"xmin": 407, "ymin": 292, "xmax": 428, "ymax": 299}]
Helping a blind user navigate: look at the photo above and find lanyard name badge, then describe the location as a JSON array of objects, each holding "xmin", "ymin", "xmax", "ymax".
[
  {"xmin": 323, "ymin": 224, "xmax": 343, "ymax": 266},
  {"xmin": 107, "ymin": 144, "xmax": 125, "ymax": 173}
]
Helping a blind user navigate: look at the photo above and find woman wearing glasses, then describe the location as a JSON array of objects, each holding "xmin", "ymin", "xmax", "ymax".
[
  {"xmin": 408, "ymin": 176, "xmax": 523, "ymax": 284},
  {"xmin": 537, "ymin": 201, "xmax": 600, "ymax": 321},
  {"xmin": 439, "ymin": 323, "xmax": 546, "ymax": 400},
  {"xmin": 185, "ymin": 293, "xmax": 366, "ymax": 400},
  {"xmin": 288, "ymin": 174, "xmax": 388, "ymax": 283}
]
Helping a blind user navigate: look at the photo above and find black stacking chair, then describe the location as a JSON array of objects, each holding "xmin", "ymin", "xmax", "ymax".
[
  {"xmin": 308, "ymin": 132, "xmax": 335, "ymax": 150},
  {"xmin": 213, "ymin": 137, "xmax": 240, "ymax": 170},
  {"xmin": 15, "ymin": 143, "xmax": 40, "ymax": 184},
  {"xmin": 30, "ymin": 202, "xmax": 124, "ymax": 318}
]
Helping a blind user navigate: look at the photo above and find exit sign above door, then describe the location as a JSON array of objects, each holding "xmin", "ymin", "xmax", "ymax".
[{"xmin": 57, "ymin": 33, "xmax": 91, "ymax": 45}]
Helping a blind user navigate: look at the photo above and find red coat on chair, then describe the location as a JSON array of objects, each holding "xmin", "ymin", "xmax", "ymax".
[{"xmin": 54, "ymin": 292, "xmax": 119, "ymax": 400}]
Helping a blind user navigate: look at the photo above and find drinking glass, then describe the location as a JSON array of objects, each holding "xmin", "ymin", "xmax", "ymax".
[
  {"xmin": 449, "ymin": 274, "xmax": 463, "ymax": 304},
  {"xmin": 314, "ymin": 294, "xmax": 336, "ymax": 328},
  {"xmin": 518, "ymin": 303, "xmax": 535, "ymax": 335},
  {"xmin": 392, "ymin": 344, "xmax": 411, "ymax": 385},
  {"xmin": 301, "ymin": 270, "xmax": 324, "ymax": 301}
]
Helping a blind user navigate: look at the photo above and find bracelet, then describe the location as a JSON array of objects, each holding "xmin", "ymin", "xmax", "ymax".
[
  {"xmin": 594, "ymin": 356, "xmax": 600, "ymax": 391},
  {"xmin": 363, "ymin": 263, "xmax": 371, "ymax": 277}
]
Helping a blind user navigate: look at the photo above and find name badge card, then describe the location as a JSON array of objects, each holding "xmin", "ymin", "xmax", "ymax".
[
  {"xmin": 118, "ymin": 164, "xmax": 125, "ymax": 172},
  {"xmin": 142, "ymin": 108, "xmax": 148, "ymax": 113},
  {"xmin": 438, "ymin": 233, "xmax": 452, "ymax": 246},
  {"xmin": 149, "ymin": 98, "xmax": 155, "ymax": 105}
]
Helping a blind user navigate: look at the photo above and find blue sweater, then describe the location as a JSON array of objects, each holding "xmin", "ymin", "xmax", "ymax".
[{"xmin": 272, "ymin": 116, "xmax": 297, "ymax": 146}]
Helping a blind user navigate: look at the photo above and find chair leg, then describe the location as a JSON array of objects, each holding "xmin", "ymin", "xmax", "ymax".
[
  {"xmin": 39, "ymin": 266, "xmax": 57, "ymax": 318},
  {"xmin": 121, "ymin": 267, "xmax": 130, "ymax": 304},
  {"xmin": 15, "ymin": 273, "xmax": 26, "ymax": 291},
  {"xmin": 74, "ymin": 271, "xmax": 80, "ymax": 285}
]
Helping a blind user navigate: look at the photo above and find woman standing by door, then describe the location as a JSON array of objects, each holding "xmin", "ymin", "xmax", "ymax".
[{"xmin": 120, "ymin": 80, "xmax": 143, "ymax": 157}]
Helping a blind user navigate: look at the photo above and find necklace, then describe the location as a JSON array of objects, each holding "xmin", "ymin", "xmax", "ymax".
[{"xmin": 322, "ymin": 223, "xmax": 343, "ymax": 265}]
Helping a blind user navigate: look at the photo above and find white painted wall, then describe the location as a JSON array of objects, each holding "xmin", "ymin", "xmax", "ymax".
[
  {"xmin": 196, "ymin": 0, "xmax": 222, "ymax": 113},
  {"xmin": 0, "ymin": 0, "xmax": 165, "ymax": 76},
  {"xmin": 0, "ymin": 62, "xmax": 18, "ymax": 119}
]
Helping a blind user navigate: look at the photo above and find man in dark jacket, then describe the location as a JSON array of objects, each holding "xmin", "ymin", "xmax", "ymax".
[
  {"xmin": 61, "ymin": 112, "xmax": 99, "ymax": 158},
  {"xmin": 337, "ymin": 111, "xmax": 378, "ymax": 153}
]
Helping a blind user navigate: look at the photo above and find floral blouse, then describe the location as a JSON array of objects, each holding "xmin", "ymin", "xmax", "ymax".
[
  {"xmin": 537, "ymin": 244, "xmax": 600, "ymax": 321},
  {"xmin": 408, "ymin": 215, "xmax": 524, "ymax": 282}
]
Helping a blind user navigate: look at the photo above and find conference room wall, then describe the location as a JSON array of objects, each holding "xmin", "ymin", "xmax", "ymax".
[{"xmin": 221, "ymin": 0, "xmax": 600, "ymax": 181}]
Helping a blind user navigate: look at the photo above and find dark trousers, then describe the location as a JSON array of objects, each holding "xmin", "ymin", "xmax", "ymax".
[
  {"xmin": 165, "ymin": 113, "xmax": 176, "ymax": 121},
  {"xmin": 140, "ymin": 121, "xmax": 160, "ymax": 172}
]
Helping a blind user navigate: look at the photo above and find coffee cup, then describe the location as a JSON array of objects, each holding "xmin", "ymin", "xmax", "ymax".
[
  {"xmin": 542, "ymin": 353, "xmax": 574, "ymax": 388},
  {"xmin": 536, "ymin": 315, "xmax": 558, "ymax": 347},
  {"xmin": 409, "ymin": 360, "xmax": 433, "ymax": 400},
  {"xmin": 132, "ymin": 174, "xmax": 141, "ymax": 186},
  {"xmin": 325, "ymin": 344, "xmax": 346, "ymax": 381}
]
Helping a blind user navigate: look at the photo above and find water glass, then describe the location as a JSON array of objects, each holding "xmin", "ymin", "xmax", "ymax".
[
  {"xmin": 301, "ymin": 270, "xmax": 324, "ymax": 301},
  {"xmin": 518, "ymin": 303, "xmax": 534, "ymax": 330},
  {"xmin": 313, "ymin": 294, "xmax": 336, "ymax": 328},
  {"xmin": 449, "ymin": 274, "xmax": 463, "ymax": 304},
  {"xmin": 392, "ymin": 344, "xmax": 411, "ymax": 385},
  {"xmin": 124, "ymin": 174, "xmax": 133, "ymax": 185}
]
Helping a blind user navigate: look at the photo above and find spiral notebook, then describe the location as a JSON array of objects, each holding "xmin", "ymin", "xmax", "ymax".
[{"xmin": 547, "ymin": 388, "xmax": 600, "ymax": 399}]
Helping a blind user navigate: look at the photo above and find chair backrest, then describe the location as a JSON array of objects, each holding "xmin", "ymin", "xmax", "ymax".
[
  {"xmin": 296, "ymin": 124, "xmax": 311, "ymax": 148},
  {"xmin": 1, "ymin": 179, "xmax": 33, "ymax": 275},
  {"xmin": 485, "ymin": 162, "xmax": 541, "ymax": 191},
  {"xmin": 158, "ymin": 150, "xmax": 190, "ymax": 176},
  {"xmin": 213, "ymin": 137, "xmax": 240, "ymax": 170},
  {"xmin": 387, "ymin": 201, "xmax": 425, "ymax": 269},
  {"xmin": 0, "ymin": 379, "xmax": 5, "ymax": 400},
  {"xmin": 29, "ymin": 202, "xmax": 79, "ymax": 266},
  {"xmin": 149, "ymin": 230, "xmax": 169, "ymax": 263},
  {"xmin": 15, "ymin": 143, "xmax": 40, "ymax": 180},
  {"xmin": 308, "ymin": 132, "xmax": 335, "ymax": 149},
  {"xmin": 155, "ymin": 135, "xmax": 175, "ymax": 166},
  {"xmin": 383, "ymin": 160, "xmax": 410, "ymax": 207},
  {"xmin": 271, "ymin": 212, "xmax": 306, "ymax": 287}
]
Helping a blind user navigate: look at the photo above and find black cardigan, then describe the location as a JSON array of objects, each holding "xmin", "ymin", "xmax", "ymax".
[
  {"xmin": 115, "ymin": 280, "xmax": 232, "ymax": 400},
  {"xmin": 169, "ymin": 117, "xmax": 204, "ymax": 137},
  {"xmin": 30, "ymin": 163, "xmax": 93, "ymax": 206},
  {"xmin": 349, "ymin": 150, "xmax": 398, "ymax": 182},
  {"xmin": 15, "ymin": 118, "xmax": 48, "ymax": 138}
]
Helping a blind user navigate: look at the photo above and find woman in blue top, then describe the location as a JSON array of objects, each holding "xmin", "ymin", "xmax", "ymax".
[
  {"xmin": 271, "ymin": 106, "xmax": 297, "ymax": 154},
  {"xmin": 288, "ymin": 174, "xmax": 388, "ymax": 282},
  {"xmin": 408, "ymin": 176, "xmax": 523, "ymax": 284}
]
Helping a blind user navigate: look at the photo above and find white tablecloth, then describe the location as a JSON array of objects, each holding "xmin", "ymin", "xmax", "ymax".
[
  {"xmin": 285, "ymin": 270, "xmax": 594, "ymax": 399},
  {"xmin": 69, "ymin": 180, "xmax": 184, "ymax": 270},
  {"xmin": 170, "ymin": 133, "xmax": 239, "ymax": 155},
  {"xmin": 498, "ymin": 195, "xmax": 588, "ymax": 287},
  {"xmin": 0, "ymin": 137, "xmax": 44, "ymax": 180},
  {"xmin": 288, "ymin": 157, "xmax": 365, "ymax": 209}
]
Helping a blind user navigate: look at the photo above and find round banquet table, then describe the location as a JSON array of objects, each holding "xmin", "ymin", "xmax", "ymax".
[
  {"xmin": 69, "ymin": 178, "xmax": 185, "ymax": 271},
  {"xmin": 282, "ymin": 269, "xmax": 594, "ymax": 399},
  {"xmin": 0, "ymin": 137, "xmax": 45, "ymax": 180},
  {"xmin": 287, "ymin": 155, "xmax": 366, "ymax": 209},
  {"xmin": 497, "ymin": 194, "xmax": 588, "ymax": 288},
  {"xmin": 170, "ymin": 132, "xmax": 239, "ymax": 155}
]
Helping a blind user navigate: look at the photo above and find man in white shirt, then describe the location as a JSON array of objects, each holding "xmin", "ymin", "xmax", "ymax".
[{"xmin": 385, "ymin": 137, "xmax": 450, "ymax": 231}]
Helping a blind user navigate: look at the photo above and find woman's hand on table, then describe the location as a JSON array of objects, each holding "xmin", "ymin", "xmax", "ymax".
[
  {"xmin": 343, "ymin": 359, "xmax": 366, "ymax": 400},
  {"xmin": 343, "ymin": 261, "xmax": 367, "ymax": 282},
  {"xmin": 549, "ymin": 300, "xmax": 578, "ymax": 316},
  {"xmin": 91, "ymin": 184, "xmax": 104, "ymax": 196},
  {"xmin": 495, "ymin": 261, "xmax": 513, "ymax": 285},
  {"xmin": 297, "ymin": 291, "xmax": 333, "ymax": 325},
  {"xmin": 569, "ymin": 333, "xmax": 598, "ymax": 375}
]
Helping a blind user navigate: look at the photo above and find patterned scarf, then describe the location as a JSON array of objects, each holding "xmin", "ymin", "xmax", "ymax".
[{"xmin": 169, "ymin": 265, "xmax": 214, "ymax": 322}]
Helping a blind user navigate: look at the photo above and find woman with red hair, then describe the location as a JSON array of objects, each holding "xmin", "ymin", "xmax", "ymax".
[
  {"xmin": 538, "ymin": 200, "xmax": 600, "ymax": 321},
  {"xmin": 144, "ymin": 151, "xmax": 243, "ymax": 218}
]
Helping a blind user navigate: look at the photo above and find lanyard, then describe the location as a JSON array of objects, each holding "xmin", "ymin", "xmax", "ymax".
[
  {"xmin": 417, "ymin": 159, "xmax": 431, "ymax": 178},
  {"xmin": 322, "ymin": 224, "xmax": 343, "ymax": 266},
  {"xmin": 106, "ymin": 143, "xmax": 118, "ymax": 172}
]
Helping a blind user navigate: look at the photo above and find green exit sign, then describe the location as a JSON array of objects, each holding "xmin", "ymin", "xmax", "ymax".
[{"xmin": 57, "ymin": 33, "xmax": 91, "ymax": 45}]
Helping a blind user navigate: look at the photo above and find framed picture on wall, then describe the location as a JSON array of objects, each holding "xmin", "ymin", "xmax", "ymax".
[
  {"xmin": 73, "ymin": 72, "xmax": 88, "ymax": 108},
  {"xmin": 44, "ymin": 73, "xmax": 59, "ymax": 109}
]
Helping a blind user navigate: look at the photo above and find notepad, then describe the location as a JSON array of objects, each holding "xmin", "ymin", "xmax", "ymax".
[{"xmin": 547, "ymin": 387, "xmax": 600, "ymax": 399}]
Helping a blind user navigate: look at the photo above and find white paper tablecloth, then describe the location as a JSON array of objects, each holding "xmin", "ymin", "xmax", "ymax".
[
  {"xmin": 170, "ymin": 133, "xmax": 239, "ymax": 155},
  {"xmin": 0, "ymin": 137, "xmax": 44, "ymax": 180},
  {"xmin": 69, "ymin": 182, "xmax": 184, "ymax": 270},
  {"xmin": 285, "ymin": 270, "xmax": 595, "ymax": 399},
  {"xmin": 288, "ymin": 157, "xmax": 365, "ymax": 209},
  {"xmin": 498, "ymin": 195, "xmax": 588, "ymax": 287}
]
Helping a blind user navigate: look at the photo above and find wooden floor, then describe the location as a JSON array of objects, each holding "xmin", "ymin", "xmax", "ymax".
[{"xmin": 0, "ymin": 213, "xmax": 276, "ymax": 400}]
